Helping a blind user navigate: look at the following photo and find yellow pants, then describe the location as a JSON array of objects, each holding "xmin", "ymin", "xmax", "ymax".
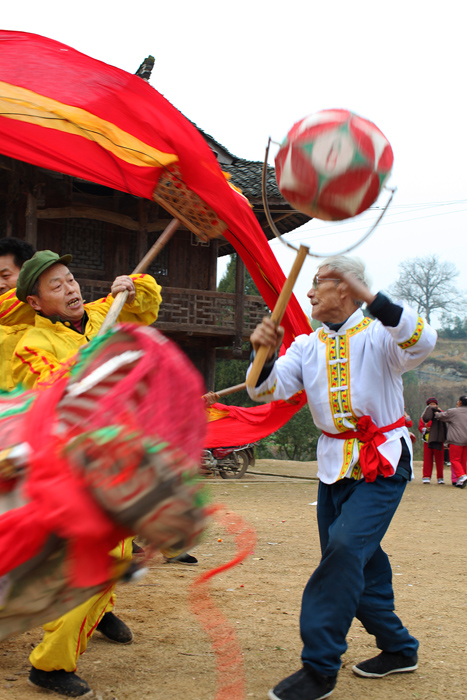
[
  {"xmin": 160, "ymin": 546, "xmax": 185, "ymax": 559},
  {"xmin": 30, "ymin": 538, "xmax": 133, "ymax": 672}
]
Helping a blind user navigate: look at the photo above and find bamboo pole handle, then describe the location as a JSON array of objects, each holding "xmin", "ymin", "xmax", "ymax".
[
  {"xmin": 246, "ymin": 244, "xmax": 308, "ymax": 389},
  {"xmin": 97, "ymin": 218, "xmax": 181, "ymax": 336},
  {"xmin": 97, "ymin": 289, "xmax": 129, "ymax": 336},
  {"xmin": 216, "ymin": 382, "xmax": 246, "ymax": 397}
]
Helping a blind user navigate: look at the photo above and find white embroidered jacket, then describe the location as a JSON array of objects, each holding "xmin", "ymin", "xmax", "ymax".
[{"xmin": 247, "ymin": 304, "xmax": 437, "ymax": 484}]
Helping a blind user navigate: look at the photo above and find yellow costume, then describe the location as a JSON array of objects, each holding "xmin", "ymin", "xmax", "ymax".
[
  {"xmin": 7, "ymin": 273, "xmax": 161, "ymax": 672},
  {"xmin": 0, "ymin": 288, "xmax": 36, "ymax": 391},
  {"xmin": 12, "ymin": 273, "xmax": 162, "ymax": 389},
  {"xmin": 30, "ymin": 539, "xmax": 133, "ymax": 672},
  {"xmin": 0, "ymin": 287, "xmax": 36, "ymax": 325}
]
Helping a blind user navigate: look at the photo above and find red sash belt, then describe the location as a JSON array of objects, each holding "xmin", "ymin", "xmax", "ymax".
[{"xmin": 322, "ymin": 416, "xmax": 406, "ymax": 482}]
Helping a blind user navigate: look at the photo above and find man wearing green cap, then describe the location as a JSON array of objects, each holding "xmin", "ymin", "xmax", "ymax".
[
  {"xmin": 10, "ymin": 250, "xmax": 163, "ymax": 697},
  {"xmin": 12, "ymin": 250, "xmax": 161, "ymax": 389}
]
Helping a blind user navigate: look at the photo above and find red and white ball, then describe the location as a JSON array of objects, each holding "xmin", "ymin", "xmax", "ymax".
[{"xmin": 275, "ymin": 109, "xmax": 393, "ymax": 221}]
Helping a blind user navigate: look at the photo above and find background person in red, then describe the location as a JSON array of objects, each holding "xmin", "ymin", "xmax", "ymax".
[
  {"xmin": 434, "ymin": 396, "xmax": 467, "ymax": 488},
  {"xmin": 419, "ymin": 398, "xmax": 446, "ymax": 484}
]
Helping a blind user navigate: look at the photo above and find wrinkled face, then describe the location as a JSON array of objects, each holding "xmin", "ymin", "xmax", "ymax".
[
  {"xmin": 27, "ymin": 263, "xmax": 84, "ymax": 322},
  {"xmin": 0, "ymin": 254, "xmax": 21, "ymax": 295},
  {"xmin": 307, "ymin": 266, "xmax": 344, "ymax": 323}
]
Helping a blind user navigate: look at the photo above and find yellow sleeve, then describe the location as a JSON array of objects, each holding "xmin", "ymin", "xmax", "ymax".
[
  {"xmin": 0, "ymin": 325, "xmax": 32, "ymax": 391},
  {"xmin": 0, "ymin": 289, "xmax": 36, "ymax": 327},
  {"xmin": 85, "ymin": 274, "xmax": 162, "ymax": 326},
  {"xmin": 11, "ymin": 329, "xmax": 75, "ymax": 390}
]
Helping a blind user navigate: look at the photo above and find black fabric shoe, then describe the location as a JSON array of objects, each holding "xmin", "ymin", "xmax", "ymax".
[
  {"xmin": 352, "ymin": 650, "xmax": 418, "ymax": 678},
  {"xmin": 268, "ymin": 666, "xmax": 336, "ymax": 700},
  {"xmin": 28, "ymin": 667, "xmax": 92, "ymax": 697},
  {"xmin": 96, "ymin": 611, "xmax": 133, "ymax": 644},
  {"xmin": 132, "ymin": 540, "xmax": 145, "ymax": 555},
  {"xmin": 163, "ymin": 552, "xmax": 198, "ymax": 565}
]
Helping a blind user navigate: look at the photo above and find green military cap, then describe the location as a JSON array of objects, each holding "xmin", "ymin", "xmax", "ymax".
[{"xmin": 16, "ymin": 250, "xmax": 73, "ymax": 302}]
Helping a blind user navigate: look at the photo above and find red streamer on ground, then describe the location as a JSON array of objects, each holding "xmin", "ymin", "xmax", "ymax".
[{"xmin": 188, "ymin": 504, "xmax": 257, "ymax": 700}]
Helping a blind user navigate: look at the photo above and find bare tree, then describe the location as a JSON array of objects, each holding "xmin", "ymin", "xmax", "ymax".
[{"xmin": 390, "ymin": 255, "xmax": 465, "ymax": 324}]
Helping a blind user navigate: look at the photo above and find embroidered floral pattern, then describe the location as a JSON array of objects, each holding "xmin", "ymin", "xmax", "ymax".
[
  {"xmin": 324, "ymin": 334, "xmax": 357, "ymax": 433},
  {"xmin": 347, "ymin": 316, "xmax": 372, "ymax": 337},
  {"xmin": 256, "ymin": 379, "xmax": 277, "ymax": 398},
  {"xmin": 320, "ymin": 320, "xmax": 372, "ymax": 479},
  {"xmin": 398, "ymin": 316, "xmax": 424, "ymax": 349},
  {"xmin": 338, "ymin": 438, "xmax": 356, "ymax": 480}
]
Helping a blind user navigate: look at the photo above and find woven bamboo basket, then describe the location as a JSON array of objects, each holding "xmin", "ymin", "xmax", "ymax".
[{"xmin": 153, "ymin": 164, "xmax": 229, "ymax": 241}]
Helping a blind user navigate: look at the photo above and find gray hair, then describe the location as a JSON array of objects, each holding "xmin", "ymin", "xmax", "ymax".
[{"xmin": 318, "ymin": 255, "xmax": 370, "ymax": 308}]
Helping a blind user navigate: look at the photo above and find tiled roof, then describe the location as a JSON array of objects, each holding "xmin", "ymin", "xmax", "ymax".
[
  {"xmin": 222, "ymin": 158, "xmax": 283, "ymax": 200},
  {"xmin": 193, "ymin": 123, "xmax": 291, "ymax": 201}
]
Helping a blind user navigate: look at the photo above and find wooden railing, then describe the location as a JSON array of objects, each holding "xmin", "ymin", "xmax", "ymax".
[
  {"xmin": 79, "ymin": 280, "xmax": 267, "ymax": 337},
  {"xmin": 156, "ymin": 287, "xmax": 267, "ymax": 336}
]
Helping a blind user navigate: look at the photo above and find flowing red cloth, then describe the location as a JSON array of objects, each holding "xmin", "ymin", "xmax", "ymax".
[
  {"xmin": 0, "ymin": 31, "xmax": 310, "ymax": 349},
  {"xmin": 322, "ymin": 416, "xmax": 406, "ymax": 482},
  {"xmin": 205, "ymin": 393, "xmax": 307, "ymax": 448},
  {"xmin": 0, "ymin": 379, "xmax": 130, "ymax": 587},
  {"xmin": 0, "ymin": 324, "xmax": 207, "ymax": 588}
]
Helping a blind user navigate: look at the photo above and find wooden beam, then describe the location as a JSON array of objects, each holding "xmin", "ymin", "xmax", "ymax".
[
  {"xmin": 262, "ymin": 212, "xmax": 296, "ymax": 231},
  {"xmin": 234, "ymin": 253, "xmax": 245, "ymax": 356},
  {"xmin": 205, "ymin": 341, "xmax": 216, "ymax": 391},
  {"xmin": 25, "ymin": 192, "xmax": 37, "ymax": 247},
  {"xmin": 138, "ymin": 200, "xmax": 149, "ymax": 262},
  {"xmin": 36, "ymin": 206, "xmax": 172, "ymax": 232},
  {"xmin": 156, "ymin": 321, "xmax": 238, "ymax": 336},
  {"xmin": 5, "ymin": 174, "xmax": 20, "ymax": 237},
  {"xmin": 215, "ymin": 348, "xmax": 251, "ymax": 360},
  {"xmin": 208, "ymin": 238, "xmax": 219, "ymax": 291}
]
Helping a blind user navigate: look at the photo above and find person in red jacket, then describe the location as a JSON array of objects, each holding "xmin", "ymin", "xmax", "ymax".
[
  {"xmin": 418, "ymin": 398, "xmax": 445, "ymax": 484},
  {"xmin": 434, "ymin": 396, "xmax": 467, "ymax": 488}
]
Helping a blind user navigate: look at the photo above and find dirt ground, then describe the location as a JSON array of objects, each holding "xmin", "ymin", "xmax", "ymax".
[{"xmin": 2, "ymin": 459, "xmax": 467, "ymax": 700}]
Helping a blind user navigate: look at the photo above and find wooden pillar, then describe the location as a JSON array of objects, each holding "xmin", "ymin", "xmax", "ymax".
[
  {"xmin": 234, "ymin": 254, "xmax": 245, "ymax": 357},
  {"xmin": 138, "ymin": 200, "xmax": 149, "ymax": 262},
  {"xmin": 25, "ymin": 192, "xmax": 37, "ymax": 248},
  {"xmin": 205, "ymin": 341, "xmax": 216, "ymax": 391},
  {"xmin": 208, "ymin": 238, "xmax": 219, "ymax": 291},
  {"xmin": 5, "ymin": 174, "xmax": 19, "ymax": 237}
]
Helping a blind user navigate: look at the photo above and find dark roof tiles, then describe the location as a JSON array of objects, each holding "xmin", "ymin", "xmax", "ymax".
[{"xmin": 222, "ymin": 159, "xmax": 282, "ymax": 200}]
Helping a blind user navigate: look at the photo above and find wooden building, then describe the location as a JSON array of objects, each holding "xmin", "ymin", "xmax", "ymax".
[{"xmin": 0, "ymin": 123, "xmax": 308, "ymax": 389}]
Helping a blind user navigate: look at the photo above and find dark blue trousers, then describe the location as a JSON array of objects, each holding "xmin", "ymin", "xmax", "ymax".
[{"xmin": 300, "ymin": 469, "xmax": 419, "ymax": 676}]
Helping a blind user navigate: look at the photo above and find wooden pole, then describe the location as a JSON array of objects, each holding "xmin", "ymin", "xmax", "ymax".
[
  {"xmin": 246, "ymin": 244, "xmax": 308, "ymax": 389},
  {"xmin": 233, "ymin": 254, "xmax": 245, "ymax": 357},
  {"xmin": 25, "ymin": 192, "xmax": 37, "ymax": 248},
  {"xmin": 97, "ymin": 218, "xmax": 181, "ymax": 336},
  {"xmin": 216, "ymin": 382, "xmax": 246, "ymax": 398}
]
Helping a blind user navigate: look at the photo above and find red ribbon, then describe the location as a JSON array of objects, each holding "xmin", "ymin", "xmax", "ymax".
[{"xmin": 322, "ymin": 415, "xmax": 406, "ymax": 482}]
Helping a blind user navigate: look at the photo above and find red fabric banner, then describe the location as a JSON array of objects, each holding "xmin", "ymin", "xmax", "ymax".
[
  {"xmin": 0, "ymin": 30, "xmax": 310, "ymax": 347},
  {"xmin": 205, "ymin": 394, "xmax": 307, "ymax": 448},
  {"xmin": 0, "ymin": 31, "xmax": 311, "ymax": 444}
]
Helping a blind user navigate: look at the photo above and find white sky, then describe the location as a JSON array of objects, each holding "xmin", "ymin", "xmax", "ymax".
[{"xmin": 2, "ymin": 1, "xmax": 466, "ymax": 327}]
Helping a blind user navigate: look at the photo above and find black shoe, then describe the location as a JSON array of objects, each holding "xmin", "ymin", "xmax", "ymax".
[
  {"xmin": 28, "ymin": 667, "xmax": 92, "ymax": 697},
  {"xmin": 132, "ymin": 540, "xmax": 145, "ymax": 555},
  {"xmin": 352, "ymin": 650, "xmax": 418, "ymax": 678},
  {"xmin": 268, "ymin": 666, "xmax": 336, "ymax": 700},
  {"xmin": 163, "ymin": 552, "xmax": 198, "ymax": 565},
  {"xmin": 96, "ymin": 611, "xmax": 133, "ymax": 644}
]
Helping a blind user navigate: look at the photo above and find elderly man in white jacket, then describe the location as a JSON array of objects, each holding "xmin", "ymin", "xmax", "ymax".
[{"xmin": 248, "ymin": 255, "xmax": 437, "ymax": 700}]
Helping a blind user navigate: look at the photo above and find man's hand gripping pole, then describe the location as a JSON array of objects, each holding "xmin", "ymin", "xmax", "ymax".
[{"xmin": 246, "ymin": 245, "xmax": 308, "ymax": 388}]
